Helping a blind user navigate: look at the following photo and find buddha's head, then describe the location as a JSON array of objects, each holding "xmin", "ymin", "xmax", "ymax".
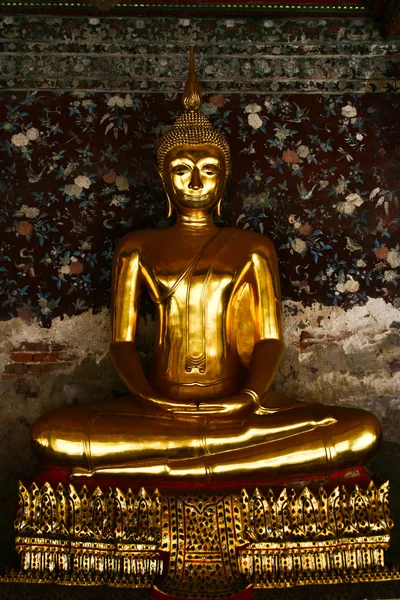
[{"xmin": 157, "ymin": 49, "xmax": 231, "ymax": 217}]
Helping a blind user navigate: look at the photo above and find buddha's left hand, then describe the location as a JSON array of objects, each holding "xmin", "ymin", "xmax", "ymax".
[{"xmin": 171, "ymin": 390, "xmax": 260, "ymax": 422}]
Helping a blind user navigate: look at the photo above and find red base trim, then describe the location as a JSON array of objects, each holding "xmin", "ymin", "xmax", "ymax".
[
  {"xmin": 152, "ymin": 584, "xmax": 254, "ymax": 600},
  {"xmin": 26, "ymin": 465, "xmax": 370, "ymax": 493}
]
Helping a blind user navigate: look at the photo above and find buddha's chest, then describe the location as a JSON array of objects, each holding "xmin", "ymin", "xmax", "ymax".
[
  {"xmin": 142, "ymin": 230, "xmax": 243, "ymax": 308},
  {"xmin": 148, "ymin": 262, "xmax": 236, "ymax": 310}
]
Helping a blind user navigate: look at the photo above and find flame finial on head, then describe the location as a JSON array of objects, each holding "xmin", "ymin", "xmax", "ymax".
[{"xmin": 182, "ymin": 47, "xmax": 202, "ymax": 112}]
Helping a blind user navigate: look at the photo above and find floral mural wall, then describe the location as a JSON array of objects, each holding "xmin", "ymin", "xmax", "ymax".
[{"xmin": 0, "ymin": 91, "xmax": 399, "ymax": 325}]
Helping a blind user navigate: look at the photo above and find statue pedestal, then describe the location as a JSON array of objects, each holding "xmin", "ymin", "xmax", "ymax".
[{"xmin": 7, "ymin": 470, "xmax": 400, "ymax": 599}]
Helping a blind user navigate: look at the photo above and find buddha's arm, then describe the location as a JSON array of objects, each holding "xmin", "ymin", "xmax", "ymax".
[
  {"xmin": 110, "ymin": 239, "xmax": 173, "ymax": 413},
  {"xmin": 243, "ymin": 241, "xmax": 284, "ymax": 400}
]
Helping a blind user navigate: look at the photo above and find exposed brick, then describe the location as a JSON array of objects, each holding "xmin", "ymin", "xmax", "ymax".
[
  {"xmin": 20, "ymin": 342, "xmax": 50, "ymax": 352},
  {"xmin": 2, "ymin": 374, "xmax": 20, "ymax": 381},
  {"xmin": 32, "ymin": 352, "xmax": 60, "ymax": 363},
  {"xmin": 4, "ymin": 363, "xmax": 28, "ymax": 375},
  {"xmin": 50, "ymin": 343, "xmax": 67, "ymax": 352},
  {"xmin": 10, "ymin": 352, "xmax": 33, "ymax": 362},
  {"xmin": 300, "ymin": 330, "xmax": 313, "ymax": 342},
  {"xmin": 27, "ymin": 362, "xmax": 71, "ymax": 374}
]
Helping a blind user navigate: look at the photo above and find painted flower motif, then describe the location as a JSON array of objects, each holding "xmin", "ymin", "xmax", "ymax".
[
  {"xmin": 356, "ymin": 133, "xmax": 364, "ymax": 141},
  {"xmin": 11, "ymin": 133, "xmax": 29, "ymax": 147},
  {"xmin": 245, "ymin": 103, "xmax": 262, "ymax": 114},
  {"xmin": 200, "ymin": 103, "xmax": 219, "ymax": 117},
  {"xmin": 21, "ymin": 205, "xmax": 40, "ymax": 218},
  {"xmin": 74, "ymin": 175, "xmax": 91, "ymax": 189},
  {"xmin": 383, "ymin": 270, "xmax": 397, "ymax": 282},
  {"xmin": 59, "ymin": 264, "xmax": 71, "ymax": 277},
  {"xmin": 243, "ymin": 192, "xmax": 269, "ymax": 208},
  {"xmin": 282, "ymin": 150, "xmax": 299, "ymax": 164},
  {"xmin": 356, "ymin": 259, "xmax": 367, "ymax": 268},
  {"xmin": 103, "ymin": 172, "xmax": 117, "ymax": 183},
  {"xmin": 387, "ymin": 249, "xmax": 400, "ymax": 269},
  {"xmin": 26, "ymin": 127, "xmax": 39, "ymax": 141},
  {"xmin": 209, "ymin": 95, "xmax": 225, "ymax": 108},
  {"xmin": 107, "ymin": 95, "xmax": 125, "ymax": 108},
  {"xmin": 275, "ymin": 128, "xmax": 291, "ymax": 143},
  {"xmin": 64, "ymin": 183, "xmax": 82, "ymax": 197},
  {"xmin": 248, "ymin": 113, "xmax": 263, "ymax": 129},
  {"xmin": 291, "ymin": 238, "xmax": 307, "ymax": 257},
  {"xmin": 337, "ymin": 193, "xmax": 364, "ymax": 215},
  {"xmin": 110, "ymin": 194, "xmax": 125, "ymax": 207},
  {"xmin": 336, "ymin": 280, "xmax": 360, "ymax": 293},
  {"xmin": 70, "ymin": 261, "xmax": 84, "ymax": 275},
  {"xmin": 335, "ymin": 180, "xmax": 347, "ymax": 194},
  {"xmin": 116, "ymin": 175, "xmax": 129, "ymax": 191},
  {"xmin": 297, "ymin": 145, "xmax": 310, "ymax": 159},
  {"xmin": 16, "ymin": 221, "xmax": 33, "ymax": 236},
  {"xmin": 346, "ymin": 193, "xmax": 363, "ymax": 206},
  {"xmin": 374, "ymin": 246, "xmax": 389, "ymax": 260},
  {"xmin": 124, "ymin": 94, "xmax": 134, "ymax": 108},
  {"xmin": 337, "ymin": 202, "xmax": 355, "ymax": 215},
  {"xmin": 341, "ymin": 105, "xmax": 357, "ymax": 118},
  {"xmin": 17, "ymin": 306, "xmax": 33, "ymax": 321},
  {"xmin": 38, "ymin": 298, "xmax": 51, "ymax": 315},
  {"xmin": 299, "ymin": 223, "xmax": 313, "ymax": 236}
]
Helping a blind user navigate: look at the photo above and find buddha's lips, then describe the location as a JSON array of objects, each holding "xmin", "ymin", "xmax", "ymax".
[{"xmin": 184, "ymin": 193, "xmax": 209, "ymax": 202}]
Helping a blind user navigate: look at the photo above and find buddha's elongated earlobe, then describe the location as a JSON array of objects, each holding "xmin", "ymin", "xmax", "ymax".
[
  {"xmin": 166, "ymin": 193, "xmax": 173, "ymax": 218},
  {"xmin": 216, "ymin": 199, "xmax": 222, "ymax": 217}
]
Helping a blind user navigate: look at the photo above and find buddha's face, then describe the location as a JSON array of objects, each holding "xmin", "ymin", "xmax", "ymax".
[{"xmin": 162, "ymin": 145, "xmax": 228, "ymax": 214}]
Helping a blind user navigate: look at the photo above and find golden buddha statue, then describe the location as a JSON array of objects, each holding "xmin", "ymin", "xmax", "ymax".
[{"xmin": 31, "ymin": 50, "xmax": 381, "ymax": 485}]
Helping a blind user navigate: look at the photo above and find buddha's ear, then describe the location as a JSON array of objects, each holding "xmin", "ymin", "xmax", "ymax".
[
  {"xmin": 215, "ymin": 162, "xmax": 230, "ymax": 217},
  {"xmin": 166, "ymin": 192, "xmax": 173, "ymax": 218}
]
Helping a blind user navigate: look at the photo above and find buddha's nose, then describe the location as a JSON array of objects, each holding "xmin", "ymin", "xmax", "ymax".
[{"xmin": 188, "ymin": 167, "xmax": 203, "ymax": 191}]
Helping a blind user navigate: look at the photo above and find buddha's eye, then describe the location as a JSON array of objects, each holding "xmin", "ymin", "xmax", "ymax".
[{"xmin": 172, "ymin": 165, "xmax": 190, "ymax": 176}]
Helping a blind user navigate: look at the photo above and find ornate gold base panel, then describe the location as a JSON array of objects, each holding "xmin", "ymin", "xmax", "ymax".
[{"xmin": 7, "ymin": 480, "xmax": 400, "ymax": 597}]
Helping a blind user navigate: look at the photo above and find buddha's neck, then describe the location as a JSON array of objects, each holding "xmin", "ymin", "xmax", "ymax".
[{"xmin": 175, "ymin": 210, "xmax": 217, "ymax": 232}]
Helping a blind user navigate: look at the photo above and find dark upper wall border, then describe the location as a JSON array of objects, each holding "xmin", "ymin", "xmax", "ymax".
[
  {"xmin": 2, "ymin": 0, "xmax": 398, "ymax": 40},
  {"xmin": 0, "ymin": 0, "xmax": 372, "ymax": 16},
  {"xmin": 1, "ymin": 16, "xmax": 399, "ymax": 93}
]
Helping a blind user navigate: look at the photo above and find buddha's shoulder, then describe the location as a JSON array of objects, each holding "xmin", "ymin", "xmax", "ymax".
[
  {"xmin": 232, "ymin": 227, "xmax": 277, "ymax": 257},
  {"xmin": 114, "ymin": 228, "xmax": 168, "ymax": 254}
]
